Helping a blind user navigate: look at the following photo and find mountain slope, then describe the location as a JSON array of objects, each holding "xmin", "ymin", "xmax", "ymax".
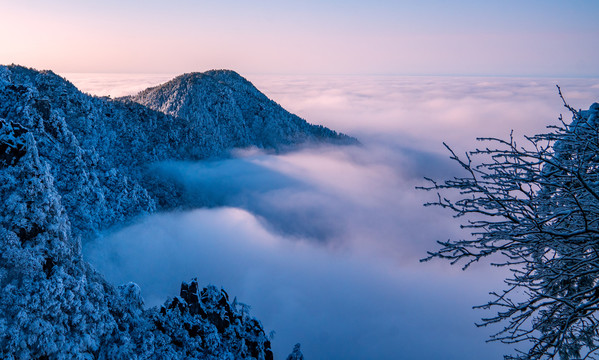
[
  {"xmin": 0, "ymin": 65, "xmax": 352, "ymax": 359},
  {"xmin": 126, "ymin": 70, "xmax": 356, "ymax": 155},
  {"xmin": 0, "ymin": 65, "xmax": 355, "ymax": 238}
]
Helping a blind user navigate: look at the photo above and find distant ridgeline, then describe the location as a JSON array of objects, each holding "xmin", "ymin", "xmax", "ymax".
[{"xmin": 0, "ymin": 65, "xmax": 344, "ymax": 358}]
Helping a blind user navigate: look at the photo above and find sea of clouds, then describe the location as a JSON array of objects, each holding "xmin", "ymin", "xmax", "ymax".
[{"xmin": 71, "ymin": 72, "xmax": 599, "ymax": 359}]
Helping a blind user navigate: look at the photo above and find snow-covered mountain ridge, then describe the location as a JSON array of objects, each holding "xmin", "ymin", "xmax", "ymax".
[
  {"xmin": 0, "ymin": 65, "xmax": 336, "ymax": 358},
  {"xmin": 0, "ymin": 65, "xmax": 356, "ymax": 238},
  {"xmin": 125, "ymin": 70, "xmax": 354, "ymax": 153}
]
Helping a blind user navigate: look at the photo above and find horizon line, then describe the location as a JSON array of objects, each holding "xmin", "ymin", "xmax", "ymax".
[{"xmin": 3, "ymin": 64, "xmax": 597, "ymax": 80}]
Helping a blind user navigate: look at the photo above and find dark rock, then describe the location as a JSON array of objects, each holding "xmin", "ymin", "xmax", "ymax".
[
  {"xmin": 245, "ymin": 339, "xmax": 260, "ymax": 358},
  {"xmin": 207, "ymin": 312, "xmax": 229, "ymax": 333},
  {"xmin": 33, "ymin": 98, "xmax": 51, "ymax": 120},
  {"xmin": 172, "ymin": 339, "xmax": 183, "ymax": 348},
  {"xmin": 184, "ymin": 323, "xmax": 203, "ymax": 338},
  {"xmin": 42, "ymin": 257, "xmax": 55, "ymax": 278},
  {"xmin": 189, "ymin": 281, "xmax": 198, "ymax": 296},
  {"xmin": 181, "ymin": 280, "xmax": 200, "ymax": 304},
  {"xmin": 6, "ymin": 84, "xmax": 28, "ymax": 94},
  {"xmin": 265, "ymin": 349, "xmax": 274, "ymax": 360},
  {"xmin": 188, "ymin": 302, "xmax": 206, "ymax": 317},
  {"xmin": 17, "ymin": 224, "xmax": 43, "ymax": 244},
  {"xmin": 0, "ymin": 119, "xmax": 28, "ymax": 167}
]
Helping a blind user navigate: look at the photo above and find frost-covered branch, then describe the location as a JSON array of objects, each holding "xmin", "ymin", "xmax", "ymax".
[{"xmin": 420, "ymin": 98, "xmax": 599, "ymax": 360}]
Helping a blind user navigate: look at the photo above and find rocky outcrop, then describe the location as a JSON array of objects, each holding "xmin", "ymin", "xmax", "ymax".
[{"xmin": 152, "ymin": 280, "xmax": 273, "ymax": 360}]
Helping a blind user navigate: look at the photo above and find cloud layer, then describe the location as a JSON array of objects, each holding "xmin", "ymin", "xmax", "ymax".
[
  {"xmin": 85, "ymin": 206, "xmax": 512, "ymax": 359},
  {"xmin": 82, "ymin": 74, "xmax": 599, "ymax": 359},
  {"xmin": 60, "ymin": 73, "xmax": 176, "ymax": 97},
  {"xmin": 250, "ymin": 75, "xmax": 599, "ymax": 152}
]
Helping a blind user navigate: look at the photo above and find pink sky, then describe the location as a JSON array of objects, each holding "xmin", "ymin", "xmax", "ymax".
[{"xmin": 2, "ymin": 0, "xmax": 598, "ymax": 76}]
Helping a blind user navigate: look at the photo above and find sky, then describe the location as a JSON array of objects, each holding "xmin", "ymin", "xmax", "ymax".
[
  {"xmin": 81, "ymin": 74, "xmax": 599, "ymax": 359},
  {"xmin": 3, "ymin": 0, "xmax": 599, "ymax": 358},
  {"xmin": 1, "ymin": 0, "xmax": 599, "ymax": 76}
]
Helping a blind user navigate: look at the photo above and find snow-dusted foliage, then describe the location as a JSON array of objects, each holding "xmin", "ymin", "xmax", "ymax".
[
  {"xmin": 0, "ymin": 121, "xmax": 275, "ymax": 359},
  {"xmin": 127, "ymin": 70, "xmax": 356, "ymax": 155},
  {"xmin": 0, "ymin": 65, "xmax": 355, "ymax": 239},
  {"xmin": 148, "ymin": 280, "xmax": 274, "ymax": 360},
  {"xmin": 0, "ymin": 128, "xmax": 118, "ymax": 358},
  {"xmin": 0, "ymin": 65, "xmax": 331, "ymax": 358},
  {"xmin": 421, "ymin": 97, "xmax": 599, "ymax": 359}
]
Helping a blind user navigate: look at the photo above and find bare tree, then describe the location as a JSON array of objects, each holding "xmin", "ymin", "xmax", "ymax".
[{"xmin": 420, "ymin": 90, "xmax": 599, "ymax": 360}]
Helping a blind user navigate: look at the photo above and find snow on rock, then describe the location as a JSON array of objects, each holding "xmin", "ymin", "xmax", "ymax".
[{"xmin": 151, "ymin": 280, "xmax": 274, "ymax": 360}]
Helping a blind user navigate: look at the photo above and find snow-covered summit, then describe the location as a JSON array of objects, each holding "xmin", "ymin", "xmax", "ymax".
[{"xmin": 126, "ymin": 69, "xmax": 356, "ymax": 153}]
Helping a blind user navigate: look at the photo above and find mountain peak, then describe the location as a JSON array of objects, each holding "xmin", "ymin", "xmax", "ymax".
[
  {"xmin": 204, "ymin": 68, "xmax": 243, "ymax": 77},
  {"xmin": 129, "ymin": 69, "xmax": 357, "ymax": 151},
  {"xmin": 162, "ymin": 69, "xmax": 246, "ymax": 87}
]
